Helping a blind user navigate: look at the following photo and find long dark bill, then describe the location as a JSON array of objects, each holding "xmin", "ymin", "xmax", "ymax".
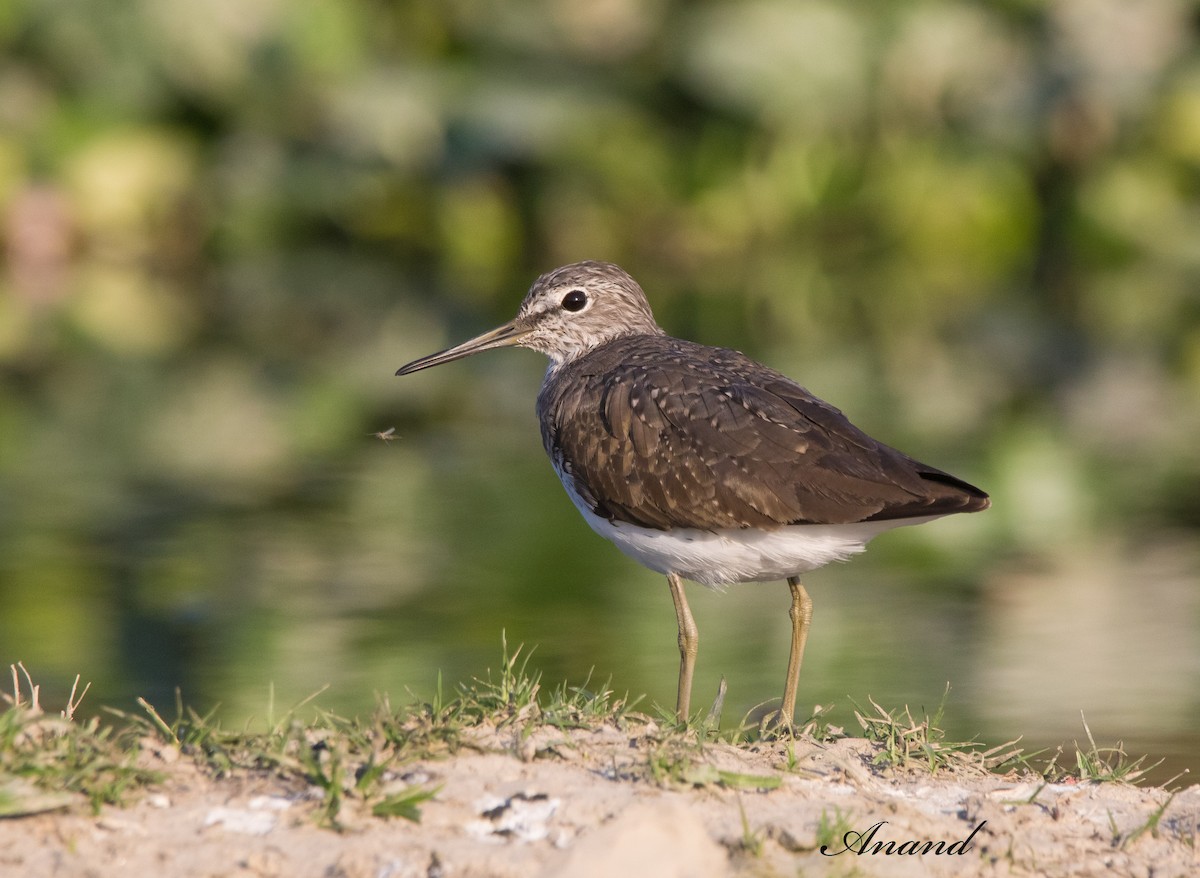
[{"xmin": 395, "ymin": 319, "xmax": 532, "ymax": 376}]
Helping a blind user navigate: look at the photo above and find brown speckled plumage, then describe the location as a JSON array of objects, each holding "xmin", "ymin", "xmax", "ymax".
[{"xmin": 537, "ymin": 334, "xmax": 988, "ymax": 532}]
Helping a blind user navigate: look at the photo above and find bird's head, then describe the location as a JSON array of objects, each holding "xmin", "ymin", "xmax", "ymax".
[{"xmin": 396, "ymin": 261, "xmax": 663, "ymax": 376}]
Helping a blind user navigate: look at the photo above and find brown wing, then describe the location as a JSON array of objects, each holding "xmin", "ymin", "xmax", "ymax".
[{"xmin": 537, "ymin": 336, "xmax": 989, "ymax": 531}]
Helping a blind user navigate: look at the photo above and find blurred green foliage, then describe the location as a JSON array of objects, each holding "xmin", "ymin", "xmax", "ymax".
[{"xmin": 2, "ymin": 0, "xmax": 1199, "ymax": 771}]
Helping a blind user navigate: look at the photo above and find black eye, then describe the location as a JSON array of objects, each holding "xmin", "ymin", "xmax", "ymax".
[{"xmin": 561, "ymin": 289, "xmax": 588, "ymax": 312}]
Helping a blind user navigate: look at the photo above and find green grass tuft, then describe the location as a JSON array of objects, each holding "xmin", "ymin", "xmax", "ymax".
[
  {"xmin": 1, "ymin": 665, "xmax": 160, "ymax": 814},
  {"xmin": 849, "ymin": 688, "xmax": 1026, "ymax": 775},
  {"xmin": 1036, "ymin": 713, "xmax": 1164, "ymax": 786}
]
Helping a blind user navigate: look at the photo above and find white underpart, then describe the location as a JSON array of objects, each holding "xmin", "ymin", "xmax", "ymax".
[{"xmin": 554, "ymin": 462, "xmax": 942, "ymax": 589}]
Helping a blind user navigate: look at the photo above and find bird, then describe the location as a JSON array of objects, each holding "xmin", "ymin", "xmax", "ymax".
[{"xmin": 396, "ymin": 261, "xmax": 989, "ymax": 726}]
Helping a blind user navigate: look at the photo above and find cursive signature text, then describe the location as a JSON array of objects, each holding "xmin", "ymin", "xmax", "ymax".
[{"xmin": 820, "ymin": 820, "xmax": 987, "ymax": 857}]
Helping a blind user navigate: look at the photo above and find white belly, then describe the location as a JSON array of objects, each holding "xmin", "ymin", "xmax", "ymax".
[{"xmin": 556, "ymin": 466, "xmax": 940, "ymax": 588}]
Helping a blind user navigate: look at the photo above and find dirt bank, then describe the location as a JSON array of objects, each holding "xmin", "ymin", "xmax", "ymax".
[{"xmin": 2, "ymin": 715, "xmax": 1196, "ymax": 878}]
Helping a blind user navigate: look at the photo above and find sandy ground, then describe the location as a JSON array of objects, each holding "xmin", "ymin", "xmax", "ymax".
[{"xmin": 1, "ymin": 719, "xmax": 1196, "ymax": 878}]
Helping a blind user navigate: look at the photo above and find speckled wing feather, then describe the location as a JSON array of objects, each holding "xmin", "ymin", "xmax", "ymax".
[{"xmin": 537, "ymin": 335, "xmax": 990, "ymax": 531}]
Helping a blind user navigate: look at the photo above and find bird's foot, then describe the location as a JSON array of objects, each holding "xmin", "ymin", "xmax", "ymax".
[{"xmin": 758, "ymin": 708, "xmax": 797, "ymax": 741}]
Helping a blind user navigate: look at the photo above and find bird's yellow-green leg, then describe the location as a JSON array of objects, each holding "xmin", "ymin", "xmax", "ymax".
[
  {"xmin": 666, "ymin": 572, "xmax": 698, "ymax": 722},
  {"xmin": 779, "ymin": 577, "xmax": 814, "ymax": 728}
]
